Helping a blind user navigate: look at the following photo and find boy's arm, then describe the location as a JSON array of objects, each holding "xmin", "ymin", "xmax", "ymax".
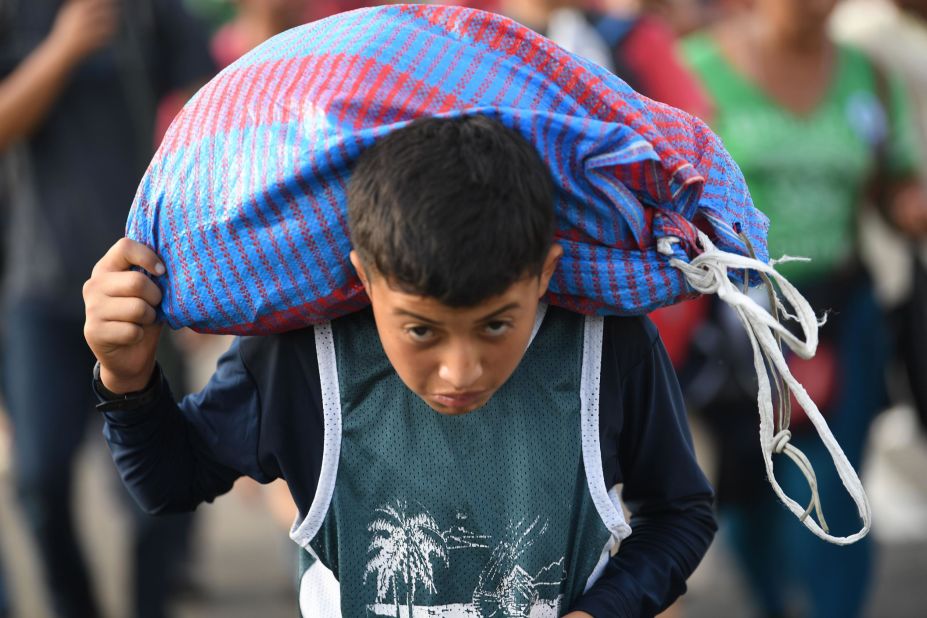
[
  {"xmin": 571, "ymin": 317, "xmax": 717, "ymax": 617},
  {"xmin": 85, "ymin": 238, "xmax": 276, "ymax": 513},
  {"xmin": 98, "ymin": 338, "xmax": 272, "ymax": 514}
]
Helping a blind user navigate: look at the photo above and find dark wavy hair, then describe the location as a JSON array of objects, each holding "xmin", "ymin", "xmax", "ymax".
[{"xmin": 347, "ymin": 115, "xmax": 555, "ymax": 307}]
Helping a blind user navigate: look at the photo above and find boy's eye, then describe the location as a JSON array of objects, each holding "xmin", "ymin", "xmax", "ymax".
[
  {"xmin": 483, "ymin": 320, "xmax": 511, "ymax": 337},
  {"xmin": 406, "ymin": 325, "xmax": 435, "ymax": 342}
]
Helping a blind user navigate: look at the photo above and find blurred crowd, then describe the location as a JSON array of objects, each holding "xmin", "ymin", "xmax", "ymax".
[{"xmin": 0, "ymin": 1, "xmax": 926, "ymax": 617}]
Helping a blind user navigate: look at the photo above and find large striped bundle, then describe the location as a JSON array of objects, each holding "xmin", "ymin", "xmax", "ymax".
[{"xmin": 127, "ymin": 4, "xmax": 767, "ymax": 334}]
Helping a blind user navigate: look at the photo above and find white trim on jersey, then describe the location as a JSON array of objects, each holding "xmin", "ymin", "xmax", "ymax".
[
  {"xmin": 299, "ymin": 545, "xmax": 341, "ymax": 616},
  {"xmin": 580, "ymin": 315, "xmax": 633, "ymax": 544},
  {"xmin": 585, "ymin": 535, "xmax": 617, "ymax": 594},
  {"xmin": 290, "ymin": 322, "xmax": 342, "ymax": 550}
]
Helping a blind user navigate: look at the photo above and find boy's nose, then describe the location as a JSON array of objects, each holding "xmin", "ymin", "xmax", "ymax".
[{"xmin": 438, "ymin": 346, "xmax": 483, "ymax": 389}]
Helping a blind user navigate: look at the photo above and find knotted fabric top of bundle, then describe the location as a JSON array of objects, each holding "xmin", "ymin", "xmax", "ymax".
[{"xmin": 126, "ymin": 5, "xmax": 870, "ymax": 544}]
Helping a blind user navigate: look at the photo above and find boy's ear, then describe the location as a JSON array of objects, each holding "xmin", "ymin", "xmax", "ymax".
[
  {"xmin": 538, "ymin": 243, "xmax": 563, "ymax": 298},
  {"xmin": 349, "ymin": 251, "xmax": 371, "ymax": 291}
]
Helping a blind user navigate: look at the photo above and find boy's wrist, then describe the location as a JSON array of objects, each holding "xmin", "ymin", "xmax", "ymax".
[
  {"xmin": 93, "ymin": 361, "xmax": 161, "ymax": 413},
  {"xmin": 94, "ymin": 362, "xmax": 158, "ymax": 399},
  {"xmin": 97, "ymin": 362, "xmax": 154, "ymax": 395}
]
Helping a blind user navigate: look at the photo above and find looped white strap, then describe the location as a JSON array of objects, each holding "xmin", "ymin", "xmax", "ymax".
[
  {"xmin": 660, "ymin": 231, "xmax": 871, "ymax": 545},
  {"xmin": 772, "ymin": 430, "xmax": 828, "ymax": 530},
  {"xmin": 771, "ymin": 429, "xmax": 792, "ymax": 454}
]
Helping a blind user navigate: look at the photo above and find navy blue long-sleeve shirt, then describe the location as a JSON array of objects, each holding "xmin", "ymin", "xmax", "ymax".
[{"xmin": 100, "ymin": 313, "xmax": 715, "ymax": 617}]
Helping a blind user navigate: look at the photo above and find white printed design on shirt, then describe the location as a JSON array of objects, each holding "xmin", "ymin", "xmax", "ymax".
[{"xmin": 364, "ymin": 500, "xmax": 564, "ymax": 617}]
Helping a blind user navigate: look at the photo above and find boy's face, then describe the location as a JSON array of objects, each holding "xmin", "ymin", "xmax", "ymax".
[{"xmin": 350, "ymin": 246, "xmax": 562, "ymax": 416}]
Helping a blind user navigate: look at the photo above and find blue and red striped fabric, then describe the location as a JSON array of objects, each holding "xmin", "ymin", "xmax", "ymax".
[{"xmin": 127, "ymin": 4, "xmax": 768, "ymax": 335}]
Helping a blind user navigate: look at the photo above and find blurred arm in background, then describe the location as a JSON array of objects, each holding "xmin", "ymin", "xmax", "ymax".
[{"xmin": 0, "ymin": 0, "xmax": 118, "ymax": 152}]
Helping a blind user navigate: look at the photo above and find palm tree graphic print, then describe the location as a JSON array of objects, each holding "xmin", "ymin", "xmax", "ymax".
[
  {"xmin": 364, "ymin": 502, "xmax": 564, "ymax": 617},
  {"xmin": 364, "ymin": 499, "xmax": 450, "ymax": 616}
]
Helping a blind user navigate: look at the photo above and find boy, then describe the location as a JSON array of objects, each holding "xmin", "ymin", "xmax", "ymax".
[{"xmin": 84, "ymin": 115, "xmax": 716, "ymax": 617}]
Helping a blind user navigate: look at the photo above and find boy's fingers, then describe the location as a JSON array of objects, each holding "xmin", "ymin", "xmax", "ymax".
[
  {"xmin": 94, "ymin": 297, "xmax": 158, "ymax": 326},
  {"xmin": 92, "ymin": 238, "xmax": 165, "ymax": 277},
  {"xmin": 94, "ymin": 320, "xmax": 146, "ymax": 346},
  {"xmin": 96, "ymin": 271, "xmax": 163, "ymax": 307}
]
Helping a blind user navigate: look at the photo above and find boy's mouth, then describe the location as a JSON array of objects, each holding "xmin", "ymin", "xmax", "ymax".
[{"xmin": 431, "ymin": 390, "xmax": 489, "ymax": 412}]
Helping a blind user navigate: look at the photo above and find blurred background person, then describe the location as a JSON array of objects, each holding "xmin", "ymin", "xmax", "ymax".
[
  {"xmin": 679, "ymin": 0, "xmax": 927, "ymax": 617},
  {"xmin": 833, "ymin": 0, "xmax": 927, "ymax": 431},
  {"xmin": 0, "ymin": 1, "xmax": 214, "ymax": 617}
]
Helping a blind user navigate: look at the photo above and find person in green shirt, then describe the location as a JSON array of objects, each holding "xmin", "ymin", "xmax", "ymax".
[{"xmin": 680, "ymin": 1, "xmax": 927, "ymax": 617}]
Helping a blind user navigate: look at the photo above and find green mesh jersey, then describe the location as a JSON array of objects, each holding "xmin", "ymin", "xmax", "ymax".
[{"xmin": 289, "ymin": 305, "xmax": 631, "ymax": 617}]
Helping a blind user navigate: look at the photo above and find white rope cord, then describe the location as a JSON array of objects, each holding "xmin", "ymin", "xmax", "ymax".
[{"xmin": 658, "ymin": 232, "xmax": 871, "ymax": 545}]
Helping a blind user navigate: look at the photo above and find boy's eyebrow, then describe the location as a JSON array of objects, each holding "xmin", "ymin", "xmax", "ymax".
[
  {"xmin": 475, "ymin": 302, "xmax": 521, "ymax": 322},
  {"xmin": 393, "ymin": 302, "xmax": 521, "ymax": 324},
  {"xmin": 393, "ymin": 309, "xmax": 440, "ymax": 324}
]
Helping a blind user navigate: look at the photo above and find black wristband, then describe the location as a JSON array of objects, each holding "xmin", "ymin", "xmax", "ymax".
[{"xmin": 93, "ymin": 361, "xmax": 161, "ymax": 412}]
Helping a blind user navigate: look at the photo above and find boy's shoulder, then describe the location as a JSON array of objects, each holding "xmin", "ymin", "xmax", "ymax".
[
  {"xmin": 237, "ymin": 325, "xmax": 319, "ymax": 385},
  {"xmin": 234, "ymin": 308, "xmax": 376, "ymax": 384},
  {"xmin": 546, "ymin": 306, "xmax": 660, "ymax": 374},
  {"xmin": 234, "ymin": 307, "xmax": 377, "ymax": 367},
  {"xmin": 601, "ymin": 312, "xmax": 661, "ymax": 374},
  {"xmin": 603, "ymin": 312, "xmax": 659, "ymax": 346}
]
